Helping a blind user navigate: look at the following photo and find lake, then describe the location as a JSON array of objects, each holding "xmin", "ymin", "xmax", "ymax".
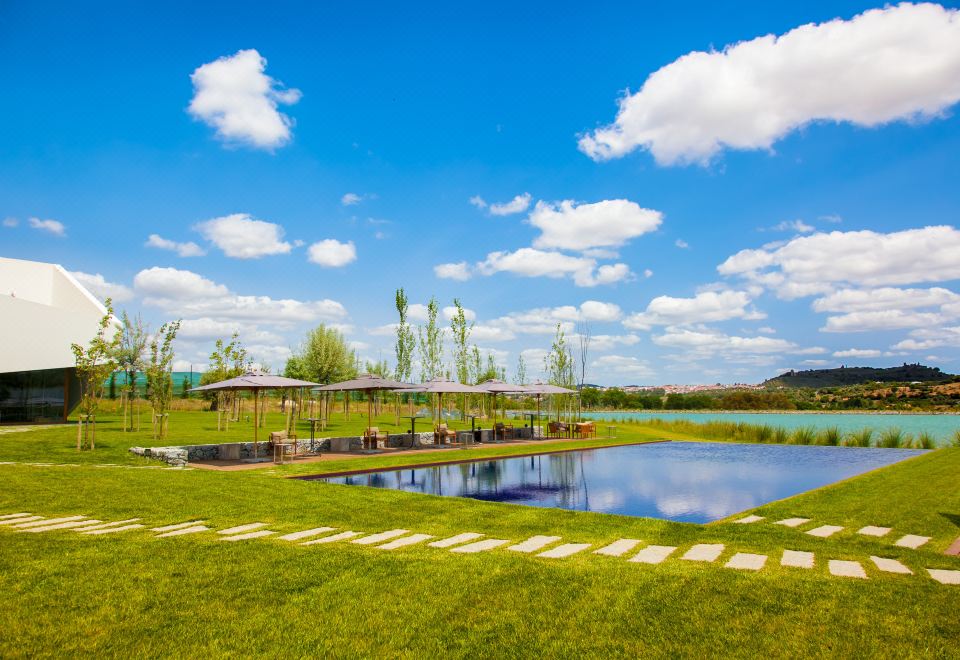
[{"xmin": 315, "ymin": 442, "xmax": 926, "ymax": 523}]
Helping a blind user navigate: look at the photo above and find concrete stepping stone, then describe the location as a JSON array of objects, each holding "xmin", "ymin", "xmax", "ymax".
[
  {"xmin": 152, "ymin": 521, "xmax": 206, "ymax": 533},
  {"xmin": 894, "ymin": 534, "xmax": 930, "ymax": 549},
  {"xmin": 828, "ymin": 560, "xmax": 867, "ymax": 579},
  {"xmin": 0, "ymin": 513, "xmax": 32, "ymax": 520},
  {"xmin": 781, "ymin": 550, "xmax": 815, "ymax": 569},
  {"xmin": 377, "ymin": 533, "xmax": 434, "ymax": 550},
  {"xmin": 734, "ymin": 515, "xmax": 764, "ymax": 524},
  {"xmin": 23, "ymin": 520, "xmax": 102, "ymax": 533},
  {"xmin": 352, "ymin": 529, "xmax": 409, "ymax": 545},
  {"xmin": 806, "ymin": 525, "xmax": 843, "ymax": 538},
  {"xmin": 774, "ymin": 518, "xmax": 811, "ymax": 528},
  {"xmin": 537, "ymin": 543, "xmax": 591, "ymax": 559},
  {"xmin": 927, "ymin": 569, "xmax": 960, "ymax": 585},
  {"xmin": 85, "ymin": 524, "xmax": 146, "ymax": 535},
  {"xmin": 153, "ymin": 525, "xmax": 208, "ymax": 538},
  {"xmin": 221, "ymin": 530, "xmax": 276, "ymax": 541},
  {"xmin": 277, "ymin": 527, "xmax": 336, "ymax": 542},
  {"xmin": 218, "ymin": 523, "xmax": 268, "ymax": 535},
  {"xmin": 450, "ymin": 539, "xmax": 511, "ymax": 554},
  {"xmin": 681, "ymin": 544, "xmax": 725, "ymax": 562},
  {"xmin": 870, "ymin": 556, "xmax": 912, "ymax": 575},
  {"xmin": 73, "ymin": 519, "xmax": 141, "ymax": 532},
  {"xmin": 629, "ymin": 545, "xmax": 677, "ymax": 565},
  {"xmin": 429, "ymin": 532, "xmax": 484, "ymax": 548},
  {"xmin": 0, "ymin": 515, "xmax": 44, "ymax": 526},
  {"xmin": 301, "ymin": 531, "xmax": 362, "ymax": 546},
  {"xmin": 594, "ymin": 539, "xmax": 641, "ymax": 557},
  {"xmin": 945, "ymin": 537, "xmax": 960, "ymax": 557},
  {"xmin": 14, "ymin": 516, "xmax": 86, "ymax": 529},
  {"xmin": 507, "ymin": 535, "xmax": 562, "ymax": 553},
  {"xmin": 725, "ymin": 552, "xmax": 767, "ymax": 570},
  {"xmin": 857, "ymin": 526, "xmax": 891, "ymax": 537}
]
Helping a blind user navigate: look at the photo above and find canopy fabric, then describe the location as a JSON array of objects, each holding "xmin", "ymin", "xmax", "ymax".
[
  {"xmin": 524, "ymin": 381, "xmax": 577, "ymax": 395},
  {"xmin": 313, "ymin": 373, "xmax": 414, "ymax": 392},
  {"xmin": 474, "ymin": 378, "xmax": 527, "ymax": 394},
  {"xmin": 418, "ymin": 377, "xmax": 486, "ymax": 394},
  {"xmin": 189, "ymin": 371, "xmax": 320, "ymax": 392}
]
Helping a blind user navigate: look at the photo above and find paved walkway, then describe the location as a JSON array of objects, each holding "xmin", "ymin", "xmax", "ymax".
[
  {"xmin": 735, "ymin": 514, "xmax": 934, "ymax": 551},
  {"xmin": 3, "ymin": 510, "xmax": 957, "ymax": 587}
]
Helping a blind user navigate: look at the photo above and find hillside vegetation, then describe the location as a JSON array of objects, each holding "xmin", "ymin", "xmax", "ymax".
[{"xmin": 765, "ymin": 363, "xmax": 953, "ymax": 388}]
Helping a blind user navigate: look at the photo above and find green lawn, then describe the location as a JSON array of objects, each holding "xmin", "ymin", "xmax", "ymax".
[{"xmin": 0, "ymin": 411, "xmax": 958, "ymax": 657}]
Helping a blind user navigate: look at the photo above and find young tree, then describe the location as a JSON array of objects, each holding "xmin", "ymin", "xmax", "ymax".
[
  {"xmin": 449, "ymin": 298, "xmax": 473, "ymax": 417},
  {"xmin": 200, "ymin": 332, "xmax": 251, "ymax": 424},
  {"xmin": 285, "ymin": 324, "xmax": 357, "ymax": 383},
  {"xmin": 545, "ymin": 323, "xmax": 576, "ymax": 421},
  {"xmin": 393, "ymin": 288, "xmax": 415, "ymax": 382},
  {"xmin": 576, "ymin": 320, "xmax": 591, "ymax": 420},
  {"xmin": 145, "ymin": 320, "xmax": 181, "ymax": 440},
  {"xmin": 70, "ymin": 298, "xmax": 121, "ymax": 450},
  {"xmin": 514, "ymin": 353, "xmax": 528, "ymax": 385},
  {"xmin": 113, "ymin": 311, "xmax": 148, "ymax": 431},
  {"xmin": 417, "ymin": 296, "xmax": 444, "ymax": 382}
]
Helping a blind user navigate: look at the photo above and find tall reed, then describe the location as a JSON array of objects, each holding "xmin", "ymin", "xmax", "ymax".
[
  {"xmin": 878, "ymin": 427, "xmax": 905, "ymax": 448},
  {"xmin": 843, "ymin": 428, "xmax": 874, "ymax": 447}
]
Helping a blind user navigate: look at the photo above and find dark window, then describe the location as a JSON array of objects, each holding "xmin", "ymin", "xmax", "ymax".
[{"xmin": 0, "ymin": 369, "xmax": 66, "ymax": 424}]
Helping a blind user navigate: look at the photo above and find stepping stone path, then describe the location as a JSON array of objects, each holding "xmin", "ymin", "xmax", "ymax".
[
  {"xmin": 152, "ymin": 521, "xmax": 206, "ymax": 533},
  {"xmin": 301, "ymin": 531, "xmax": 362, "ymax": 545},
  {"xmin": 946, "ymin": 537, "xmax": 960, "ymax": 557},
  {"xmin": 218, "ymin": 523, "xmax": 267, "ymax": 535},
  {"xmin": 15, "ymin": 516, "xmax": 86, "ymax": 529},
  {"xmin": 73, "ymin": 519, "xmax": 140, "ymax": 532},
  {"xmin": 23, "ymin": 520, "xmax": 102, "ymax": 533},
  {"xmin": 857, "ymin": 526, "xmax": 891, "ymax": 537},
  {"xmin": 594, "ymin": 539, "xmax": 641, "ymax": 557},
  {"xmin": 870, "ymin": 556, "xmax": 912, "ymax": 575},
  {"xmin": 0, "ymin": 516, "xmax": 44, "ymax": 526},
  {"xmin": 429, "ymin": 533, "xmax": 483, "ymax": 548},
  {"xmin": 154, "ymin": 525, "xmax": 208, "ymax": 538},
  {"xmin": 725, "ymin": 552, "xmax": 767, "ymax": 571},
  {"xmin": 277, "ymin": 527, "xmax": 336, "ymax": 542},
  {"xmin": 781, "ymin": 550, "xmax": 815, "ymax": 569},
  {"xmin": 774, "ymin": 518, "xmax": 810, "ymax": 528},
  {"xmin": 806, "ymin": 525, "xmax": 844, "ymax": 538},
  {"xmin": 927, "ymin": 569, "xmax": 960, "ymax": 585},
  {"xmin": 377, "ymin": 534, "xmax": 434, "ymax": 550},
  {"xmin": 0, "ymin": 513, "xmax": 32, "ymax": 520},
  {"xmin": 450, "ymin": 539, "xmax": 510, "ymax": 554},
  {"xmin": 734, "ymin": 515, "xmax": 764, "ymax": 524},
  {"xmin": 352, "ymin": 529, "xmax": 409, "ymax": 545},
  {"xmin": 681, "ymin": 544, "xmax": 725, "ymax": 562},
  {"xmin": 629, "ymin": 545, "xmax": 677, "ymax": 564},
  {"xmin": 507, "ymin": 536, "xmax": 562, "ymax": 553},
  {"xmin": 222, "ymin": 530, "xmax": 276, "ymax": 541},
  {"xmin": 828, "ymin": 560, "xmax": 867, "ymax": 579},
  {"xmin": 537, "ymin": 543, "xmax": 591, "ymax": 559},
  {"xmin": 84, "ymin": 524, "xmax": 145, "ymax": 535},
  {"xmin": 894, "ymin": 534, "xmax": 930, "ymax": 549}
]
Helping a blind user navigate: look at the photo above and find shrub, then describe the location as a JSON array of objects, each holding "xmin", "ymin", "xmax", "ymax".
[
  {"xmin": 878, "ymin": 427, "xmax": 905, "ymax": 448},
  {"xmin": 952, "ymin": 429, "xmax": 960, "ymax": 448},
  {"xmin": 773, "ymin": 426, "xmax": 790, "ymax": 444},
  {"xmin": 817, "ymin": 426, "xmax": 842, "ymax": 446},
  {"xmin": 912, "ymin": 431, "xmax": 936, "ymax": 449},
  {"xmin": 844, "ymin": 428, "xmax": 874, "ymax": 447},
  {"xmin": 791, "ymin": 426, "xmax": 817, "ymax": 445}
]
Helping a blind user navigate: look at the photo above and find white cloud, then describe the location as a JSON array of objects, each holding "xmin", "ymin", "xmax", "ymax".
[
  {"xmin": 307, "ymin": 239, "xmax": 357, "ymax": 267},
  {"xmin": 587, "ymin": 334, "xmax": 642, "ymax": 351},
  {"xmin": 822, "ymin": 310, "xmax": 944, "ymax": 333},
  {"xmin": 146, "ymin": 234, "xmax": 206, "ymax": 257},
  {"xmin": 3, "ymin": 217, "xmax": 17, "ymax": 228},
  {"xmin": 489, "ymin": 193, "xmax": 532, "ymax": 216},
  {"xmin": 580, "ymin": 3, "xmax": 960, "ymax": 165},
  {"xmin": 134, "ymin": 267, "xmax": 228, "ymax": 300},
  {"xmin": 443, "ymin": 305, "xmax": 477, "ymax": 322},
  {"xmin": 652, "ymin": 328, "xmax": 824, "ymax": 363},
  {"xmin": 770, "ymin": 219, "xmax": 814, "ymax": 233},
  {"xmin": 719, "ymin": 227, "xmax": 960, "ymax": 298},
  {"xmin": 434, "ymin": 261, "xmax": 471, "ymax": 281},
  {"xmin": 592, "ymin": 354, "xmax": 655, "ymax": 379},
  {"xmin": 624, "ymin": 290, "xmax": 764, "ymax": 329},
  {"xmin": 188, "ymin": 49, "xmax": 301, "ymax": 149},
  {"xmin": 468, "ymin": 196, "xmax": 487, "ymax": 209},
  {"xmin": 407, "ymin": 304, "xmax": 429, "ymax": 321},
  {"xmin": 833, "ymin": 348, "xmax": 882, "ymax": 358},
  {"xmin": 28, "ymin": 217, "xmax": 65, "ymax": 236},
  {"xmin": 341, "ymin": 193, "xmax": 362, "ymax": 206},
  {"xmin": 481, "ymin": 302, "xmax": 621, "ymax": 339},
  {"xmin": 195, "ymin": 213, "xmax": 292, "ymax": 259},
  {"xmin": 812, "ymin": 287, "xmax": 959, "ymax": 313},
  {"xmin": 643, "ymin": 269, "xmax": 653, "ymax": 278},
  {"xmin": 476, "ymin": 247, "xmax": 632, "ymax": 287},
  {"xmin": 893, "ymin": 326, "xmax": 960, "ymax": 351},
  {"xmin": 528, "ymin": 199, "xmax": 662, "ymax": 251},
  {"xmin": 579, "ymin": 300, "xmax": 622, "ymax": 322},
  {"xmin": 757, "ymin": 326, "xmax": 776, "ymax": 334},
  {"xmin": 178, "ymin": 318, "xmax": 283, "ymax": 344},
  {"xmin": 70, "ymin": 271, "xmax": 134, "ymax": 303},
  {"xmin": 675, "ymin": 239, "xmax": 689, "ymax": 249},
  {"xmin": 471, "ymin": 325, "xmax": 517, "ymax": 342}
]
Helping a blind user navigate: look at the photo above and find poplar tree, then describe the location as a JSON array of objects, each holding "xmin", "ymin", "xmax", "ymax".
[
  {"xmin": 393, "ymin": 288, "xmax": 415, "ymax": 382},
  {"xmin": 145, "ymin": 320, "xmax": 181, "ymax": 440},
  {"xmin": 417, "ymin": 296, "xmax": 444, "ymax": 382},
  {"xmin": 71, "ymin": 298, "xmax": 121, "ymax": 450}
]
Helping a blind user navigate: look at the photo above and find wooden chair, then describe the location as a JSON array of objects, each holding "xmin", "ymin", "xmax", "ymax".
[
  {"xmin": 574, "ymin": 422, "xmax": 596, "ymax": 439},
  {"xmin": 494, "ymin": 422, "xmax": 514, "ymax": 442},
  {"xmin": 270, "ymin": 430, "xmax": 295, "ymax": 463},
  {"xmin": 364, "ymin": 427, "xmax": 388, "ymax": 450},
  {"xmin": 434, "ymin": 424, "xmax": 456, "ymax": 445}
]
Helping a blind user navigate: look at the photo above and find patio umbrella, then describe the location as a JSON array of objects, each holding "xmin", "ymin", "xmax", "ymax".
[
  {"xmin": 417, "ymin": 377, "xmax": 485, "ymax": 425},
  {"xmin": 523, "ymin": 381, "xmax": 577, "ymax": 437},
  {"xmin": 189, "ymin": 371, "xmax": 321, "ymax": 459},
  {"xmin": 475, "ymin": 379, "xmax": 529, "ymax": 427},
  {"xmin": 314, "ymin": 374, "xmax": 415, "ymax": 443}
]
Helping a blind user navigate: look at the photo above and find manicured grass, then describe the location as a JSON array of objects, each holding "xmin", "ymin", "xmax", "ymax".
[{"xmin": 1, "ymin": 411, "xmax": 958, "ymax": 656}]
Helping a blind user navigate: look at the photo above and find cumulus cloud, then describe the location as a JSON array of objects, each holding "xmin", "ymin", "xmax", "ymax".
[
  {"xmin": 653, "ymin": 327, "xmax": 824, "ymax": 362},
  {"xmin": 28, "ymin": 217, "xmax": 65, "ymax": 236},
  {"xmin": 70, "ymin": 271, "xmax": 134, "ymax": 303},
  {"xmin": 195, "ymin": 213, "xmax": 292, "ymax": 259},
  {"xmin": 719, "ymin": 226, "xmax": 960, "ymax": 298},
  {"xmin": 624, "ymin": 290, "xmax": 764, "ymax": 329},
  {"xmin": 307, "ymin": 239, "xmax": 357, "ymax": 267},
  {"xmin": 476, "ymin": 248, "xmax": 632, "ymax": 287},
  {"xmin": 188, "ymin": 49, "xmax": 301, "ymax": 149},
  {"xmin": 434, "ymin": 261, "xmax": 471, "ymax": 281},
  {"xmin": 587, "ymin": 334, "xmax": 641, "ymax": 352},
  {"xmin": 341, "ymin": 193, "xmax": 362, "ymax": 206},
  {"xmin": 813, "ymin": 286, "xmax": 959, "ymax": 313},
  {"xmin": 892, "ymin": 326, "xmax": 960, "ymax": 351},
  {"xmin": 442, "ymin": 305, "xmax": 477, "ymax": 322},
  {"xmin": 833, "ymin": 348, "xmax": 882, "ymax": 358},
  {"xmin": 769, "ymin": 219, "xmax": 814, "ymax": 233},
  {"xmin": 822, "ymin": 310, "xmax": 944, "ymax": 333},
  {"xmin": 580, "ymin": 3, "xmax": 960, "ymax": 165},
  {"xmin": 489, "ymin": 193, "xmax": 532, "ymax": 216},
  {"xmin": 529, "ymin": 199, "xmax": 662, "ymax": 251},
  {"xmin": 468, "ymin": 196, "xmax": 487, "ymax": 209},
  {"xmin": 592, "ymin": 354, "xmax": 655, "ymax": 379},
  {"xmin": 146, "ymin": 234, "xmax": 206, "ymax": 257}
]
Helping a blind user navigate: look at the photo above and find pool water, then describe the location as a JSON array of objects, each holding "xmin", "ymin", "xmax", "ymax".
[{"xmin": 316, "ymin": 442, "xmax": 926, "ymax": 523}]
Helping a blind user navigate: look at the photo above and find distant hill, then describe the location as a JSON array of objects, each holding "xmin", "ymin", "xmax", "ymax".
[{"xmin": 765, "ymin": 363, "xmax": 954, "ymax": 388}]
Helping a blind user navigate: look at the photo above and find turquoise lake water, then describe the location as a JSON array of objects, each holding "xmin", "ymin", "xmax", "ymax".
[{"xmin": 579, "ymin": 411, "xmax": 960, "ymax": 443}]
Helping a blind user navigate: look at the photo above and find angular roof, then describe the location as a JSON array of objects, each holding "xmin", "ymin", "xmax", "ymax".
[{"xmin": 0, "ymin": 257, "xmax": 111, "ymax": 373}]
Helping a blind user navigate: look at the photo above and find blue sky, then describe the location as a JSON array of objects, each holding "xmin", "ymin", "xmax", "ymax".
[{"xmin": 3, "ymin": 1, "xmax": 960, "ymax": 384}]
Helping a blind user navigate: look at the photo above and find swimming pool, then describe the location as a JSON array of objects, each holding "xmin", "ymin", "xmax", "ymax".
[{"xmin": 314, "ymin": 442, "xmax": 926, "ymax": 523}]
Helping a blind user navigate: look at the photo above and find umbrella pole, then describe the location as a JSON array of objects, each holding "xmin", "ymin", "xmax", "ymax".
[{"xmin": 253, "ymin": 388, "xmax": 259, "ymax": 459}]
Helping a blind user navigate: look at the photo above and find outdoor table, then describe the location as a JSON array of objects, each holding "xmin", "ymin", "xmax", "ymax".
[
  {"xmin": 466, "ymin": 415, "xmax": 482, "ymax": 443},
  {"xmin": 523, "ymin": 413, "xmax": 538, "ymax": 436},
  {"xmin": 606, "ymin": 425, "xmax": 616, "ymax": 438},
  {"xmin": 401, "ymin": 415, "xmax": 423, "ymax": 446}
]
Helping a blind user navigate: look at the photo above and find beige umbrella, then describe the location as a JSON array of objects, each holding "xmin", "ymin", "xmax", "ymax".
[
  {"xmin": 523, "ymin": 381, "xmax": 577, "ymax": 437},
  {"xmin": 475, "ymin": 379, "xmax": 527, "ymax": 426},
  {"xmin": 313, "ymin": 374, "xmax": 415, "ymax": 442},
  {"xmin": 417, "ymin": 377, "xmax": 486, "ymax": 425}
]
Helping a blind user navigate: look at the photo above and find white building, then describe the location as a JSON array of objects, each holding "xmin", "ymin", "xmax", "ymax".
[{"xmin": 0, "ymin": 256, "xmax": 109, "ymax": 424}]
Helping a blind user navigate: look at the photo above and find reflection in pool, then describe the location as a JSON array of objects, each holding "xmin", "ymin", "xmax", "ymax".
[{"xmin": 316, "ymin": 442, "xmax": 926, "ymax": 523}]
